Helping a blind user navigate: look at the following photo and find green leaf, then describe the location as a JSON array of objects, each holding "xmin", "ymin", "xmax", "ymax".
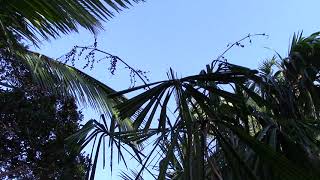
[
  {"xmin": 158, "ymin": 89, "xmax": 173, "ymax": 131},
  {"xmin": 218, "ymin": 121, "xmax": 316, "ymax": 180},
  {"xmin": 1, "ymin": 0, "xmax": 142, "ymax": 46}
]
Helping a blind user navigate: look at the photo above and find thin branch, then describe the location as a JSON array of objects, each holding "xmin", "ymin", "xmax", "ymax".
[
  {"xmin": 211, "ymin": 33, "xmax": 268, "ymax": 69},
  {"xmin": 60, "ymin": 45, "xmax": 177, "ymax": 125},
  {"xmin": 74, "ymin": 46, "xmax": 149, "ymax": 86}
]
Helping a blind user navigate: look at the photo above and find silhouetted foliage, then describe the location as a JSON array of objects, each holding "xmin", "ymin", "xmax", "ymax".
[{"xmin": 0, "ymin": 57, "xmax": 90, "ymax": 179}]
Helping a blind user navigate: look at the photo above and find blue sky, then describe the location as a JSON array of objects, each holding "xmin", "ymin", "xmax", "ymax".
[{"xmin": 34, "ymin": 0, "xmax": 320, "ymax": 179}]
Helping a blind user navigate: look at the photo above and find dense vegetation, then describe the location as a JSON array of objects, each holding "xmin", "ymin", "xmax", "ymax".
[
  {"xmin": 0, "ymin": 1, "xmax": 319, "ymax": 180},
  {"xmin": 0, "ymin": 54, "xmax": 90, "ymax": 179},
  {"xmin": 76, "ymin": 32, "xmax": 320, "ymax": 180}
]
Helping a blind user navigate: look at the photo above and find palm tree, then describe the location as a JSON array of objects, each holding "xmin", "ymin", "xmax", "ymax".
[{"xmin": 76, "ymin": 32, "xmax": 320, "ymax": 180}]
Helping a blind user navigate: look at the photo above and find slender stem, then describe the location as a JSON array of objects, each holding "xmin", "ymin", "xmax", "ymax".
[
  {"xmin": 211, "ymin": 33, "xmax": 267, "ymax": 68},
  {"xmin": 74, "ymin": 46, "xmax": 149, "ymax": 86},
  {"xmin": 72, "ymin": 46, "xmax": 177, "ymax": 123}
]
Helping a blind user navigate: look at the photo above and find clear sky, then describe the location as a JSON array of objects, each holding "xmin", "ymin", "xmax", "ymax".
[{"xmin": 34, "ymin": 0, "xmax": 320, "ymax": 179}]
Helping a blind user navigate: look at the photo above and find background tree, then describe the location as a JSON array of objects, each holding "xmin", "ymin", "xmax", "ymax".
[{"xmin": 0, "ymin": 55, "xmax": 90, "ymax": 179}]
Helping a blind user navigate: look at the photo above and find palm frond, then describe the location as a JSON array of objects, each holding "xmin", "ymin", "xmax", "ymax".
[
  {"xmin": 110, "ymin": 59, "xmax": 320, "ymax": 179},
  {"xmin": 0, "ymin": 0, "xmax": 143, "ymax": 46},
  {"xmin": 19, "ymin": 50, "xmax": 133, "ymax": 129},
  {"xmin": 258, "ymin": 57, "xmax": 277, "ymax": 75},
  {"xmin": 66, "ymin": 118, "xmax": 146, "ymax": 180}
]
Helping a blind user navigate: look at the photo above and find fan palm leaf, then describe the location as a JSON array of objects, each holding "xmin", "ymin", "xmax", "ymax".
[{"xmin": 114, "ymin": 45, "xmax": 320, "ymax": 180}]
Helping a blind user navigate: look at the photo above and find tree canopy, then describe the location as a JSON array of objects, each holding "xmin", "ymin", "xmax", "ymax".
[
  {"xmin": 0, "ymin": 1, "xmax": 320, "ymax": 180},
  {"xmin": 0, "ymin": 55, "xmax": 90, "ymax": 179}
]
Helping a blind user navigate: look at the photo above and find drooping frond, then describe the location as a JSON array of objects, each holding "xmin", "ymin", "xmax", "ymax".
[
  {"xmin": 0, "ymin": 0, "xmax": 143, "ymax": 46},
  {"xmin": 19, "ymin": 50, "xmax": 133, "ymax": 129}
]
